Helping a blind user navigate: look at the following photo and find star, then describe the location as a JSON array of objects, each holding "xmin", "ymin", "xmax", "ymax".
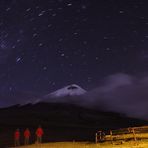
[
  {"xmin": 52, "ymin": 13, "xmax": 57, "ymax": 17},
  {"xmin": 83, "ymin": 41, "xmax": 87, "ymax": 45},
  {"xmin": 119, "ymin": 10, "xmax": 124, "ymax": 14},
  {"xmin": 16, "ymin": 57, "xmax": 22, "ymax": 63},
  {"xmin": 103, "ymin": 37, "xmax": 109, "ymax": 40},
  {"xmin": 95, "ymin": 57, "xmax": 99, "ymax": 60},
  {"xmin": 16, "ymin": 39, "xmax": 21, "ymax": 43},
  {"xmin": 61, "ymin": 53, "xmax": 65, "ymax": 57},
  {"xmin": 38, "ymin": 43, "xmax": 43, "ymax": 47},
  {"xmin": 1, "ymin": 0, "xmax": 148, "ymax": 105},
  {"xmin": 81, "ymin": 5, "xmax": 87, "ymax": 10},
  {"xmin": 47, "ymin": 24, "xmax": 52, "ymax": 28},
  {"xmin": 105, "ymin": 48, "xmax": 111, "ymax": 51},
  {"xmin": 69, "ymin": 64, "xmax": 73, "ymax": 67},
  {"xmin": 38, "ymin": 11, "xmax": 46, "ymax": 17},
  {"xmin": 43, "ymin": 66, "xmax": 47, "ymax": 71},
  {"xmin": 26, "ymin": 8, "xmax": 31, "ymax": 12},
  {"xmin": 6, "ymin": 7, "xmax": 11, "ymax": 11},
  {"xmin": 12, "ymin": 45, "xmax": 16, "ymax": 49},
  {"xmin": 67, "ymin": 3, "xmax": 72, "ymax": 7},
  {"xmin": 58, "ymin": 38, "xmax": 63, "ymax": 42},
  {"xmin": 52, "ymin": 82, "xmax": 56, "ymax": 86},
  {"xmin": 33, "ymin": 33, "xmax": 38, "ymax": 38}
]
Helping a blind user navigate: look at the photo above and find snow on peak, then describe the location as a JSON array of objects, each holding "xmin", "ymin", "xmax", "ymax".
[{"xmin": 46, "ymin": 84, "xmax": 86, "ymax": 98}]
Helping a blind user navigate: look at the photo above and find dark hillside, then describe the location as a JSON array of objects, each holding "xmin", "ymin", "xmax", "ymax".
[{"xmin": 0, "ymin": 102, "xmax": 147, "ymax": 147}]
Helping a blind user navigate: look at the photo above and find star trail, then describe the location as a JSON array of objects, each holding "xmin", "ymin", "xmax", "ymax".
[{"xmin": 1, "ymin": 0, "xmax": 148, "ymax": 95}]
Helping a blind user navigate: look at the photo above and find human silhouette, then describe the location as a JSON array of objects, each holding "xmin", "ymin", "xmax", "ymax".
[
  {"xmin": 35, "ymin": 125, "xmax": 44, "ymax": 143},
  {"xmin": 24, "ymin": 128, "xmax": 31, "ymax": 145},
  {"xmin": 14, "ymin": 128, "xmax": 20, "ymax": 147}
]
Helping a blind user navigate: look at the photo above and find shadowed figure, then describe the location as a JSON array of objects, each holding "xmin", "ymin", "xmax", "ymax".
[
  {"xmin": 14, "ymin": 128, "xmax": 20, "ymax": 147},
  {"xmin": 35, "ymin": 125, "xmax": 44, "ymax": 144},
  {"xmin": 24, "ymin": 128, "xmax": 31, "ymax": 145}
]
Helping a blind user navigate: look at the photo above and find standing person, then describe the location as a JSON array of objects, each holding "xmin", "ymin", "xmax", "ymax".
[
  {"xmin": 35, "ymin": 125, "xmax": 44, "ymax": 143},
  {"xmin": 14, "ymin": 129, "xmax": 20, "ymax": 147},
  {"xmin": 24, "ymin": 128, "xmax": 31, "ymax": 145}
]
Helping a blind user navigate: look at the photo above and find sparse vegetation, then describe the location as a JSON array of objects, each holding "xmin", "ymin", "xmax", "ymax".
[{"xmin": 11, "ymin": 141, "xmax": 148, "ymax": 148}]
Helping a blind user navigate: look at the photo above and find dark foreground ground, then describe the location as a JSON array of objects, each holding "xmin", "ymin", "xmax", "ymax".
[
  {"xmin": 0, "ymin": 102, "xmax": 147, "ymax": 147},
  {"xmin": 10, "ymin": 141, "xmax": 148, "ymax": 148}
]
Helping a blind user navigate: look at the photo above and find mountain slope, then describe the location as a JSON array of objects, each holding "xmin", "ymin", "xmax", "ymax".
[{"xmin": 0, "ymin": 102, "xmax": 147, "ymax": 131}]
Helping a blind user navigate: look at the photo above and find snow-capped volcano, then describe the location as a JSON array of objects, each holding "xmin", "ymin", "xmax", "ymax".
[{"xmin": 45, "ymin": 84, "xmax": 86, "ymax": 98}]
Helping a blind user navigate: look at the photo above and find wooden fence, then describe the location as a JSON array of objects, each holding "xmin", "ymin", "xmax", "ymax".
[{"xmin": 95, "ymin": 126, "xmax": 148, "ymax": 143}]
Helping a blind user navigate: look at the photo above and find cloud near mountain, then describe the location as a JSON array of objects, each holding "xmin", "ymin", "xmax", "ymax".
[
  {"xmin": 83, "ymin": 73, "xmax": 148, "ymax": 120},
  {"xmin": 1, "ymin": 73, "xmax": 148, "ymax": 120},
  {"xmin": 40, "ymin": 73, "xmax": 148, "ymax": 120}
]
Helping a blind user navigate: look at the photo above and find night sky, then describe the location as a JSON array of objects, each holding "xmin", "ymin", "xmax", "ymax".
[{"xmin": 1, "ymin": 0, "xmax": 148, "ymax": 94}]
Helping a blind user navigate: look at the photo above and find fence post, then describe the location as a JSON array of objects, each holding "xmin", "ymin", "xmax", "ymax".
[
  {"xmin": 95, "ymin": 132, "xmax": 98, "ymax": 143},
  {"xmin": 110, "ymin": 130, "xmax": 113, "ymax": 144},
  {"xmin": 99, "ymin": 131, "xmax": 102, "ymax": 141},
  {"xmin": 132, "ymin": 128, "xmax": 137, "ymax": 141}
]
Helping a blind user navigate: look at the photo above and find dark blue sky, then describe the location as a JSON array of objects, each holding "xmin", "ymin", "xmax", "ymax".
[{"xmin": 1, "ymin": 0, "xmax": 148, "ymax": 94}]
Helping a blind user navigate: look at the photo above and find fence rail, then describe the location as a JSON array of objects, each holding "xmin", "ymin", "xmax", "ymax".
[{"xmin": 95, "ymin": 126, "xmax": 148, "ymax": 143}]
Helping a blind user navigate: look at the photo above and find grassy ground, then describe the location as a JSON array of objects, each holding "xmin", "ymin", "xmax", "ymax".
[{"xmin": 11, "ymin": 141, "xmax": 148, "ymax": 148}]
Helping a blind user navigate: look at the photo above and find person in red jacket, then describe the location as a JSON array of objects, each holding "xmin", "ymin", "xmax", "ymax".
[
  {"xmin": 14, "ymin": 128, "xmax": 20, "ymax": 147},
  {"xmin": 24, "ymin": 128, "xmax": 31, "ymax": 145},
  {"xmin": 35, "ymin": 125, "xmax": 44, "ymax": 143}
]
